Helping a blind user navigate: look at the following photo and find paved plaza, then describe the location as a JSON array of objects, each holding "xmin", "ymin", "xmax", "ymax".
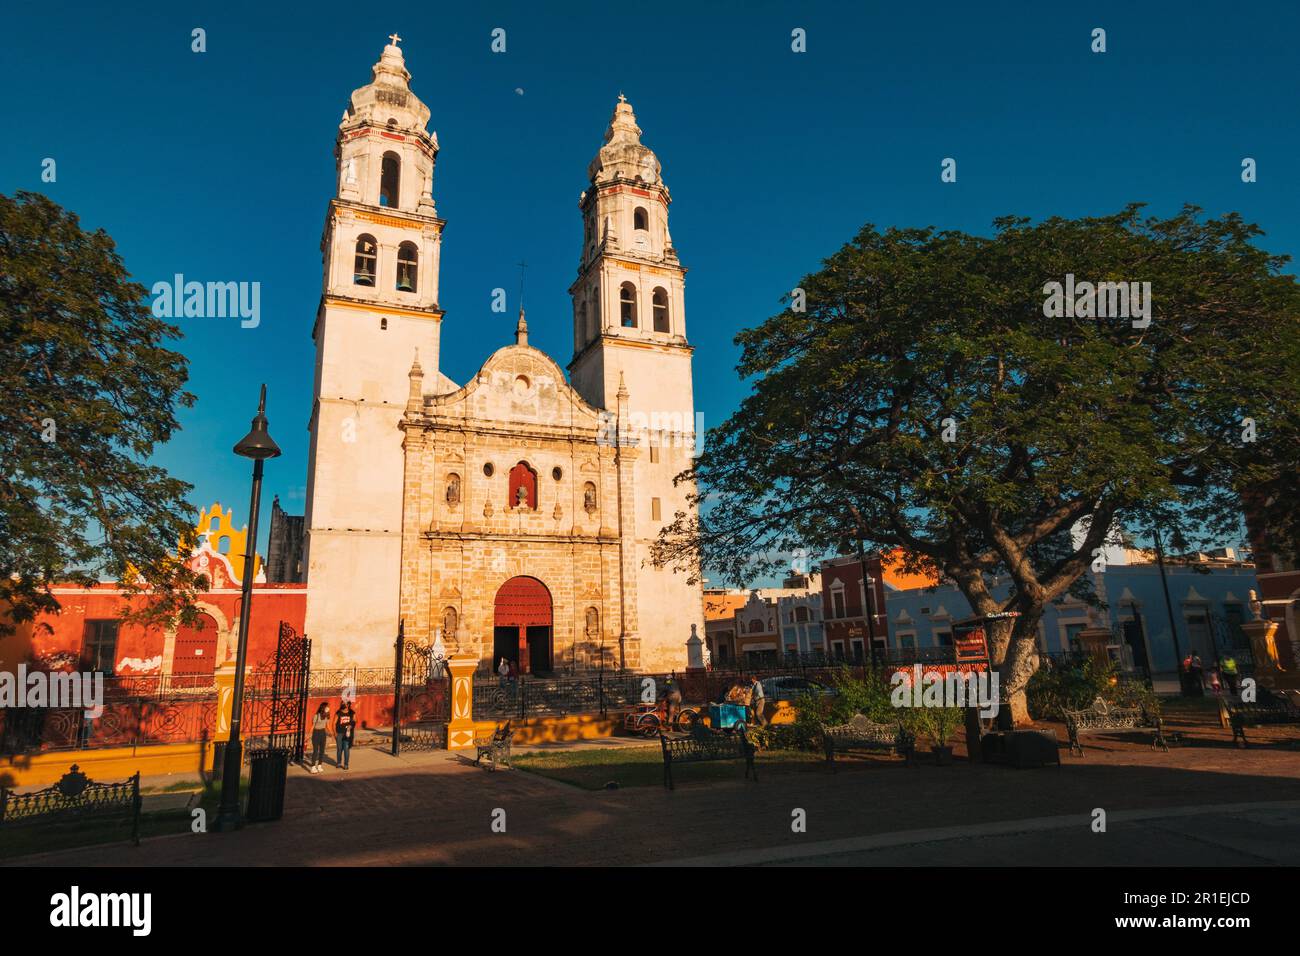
[{"xmin": 10, "ymin": 709, "xmax": 1300, "ymax": 867}]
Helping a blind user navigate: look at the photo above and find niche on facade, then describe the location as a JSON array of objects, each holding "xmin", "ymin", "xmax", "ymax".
[
  {"xmin": 583, "ymin": 481, "xmax": 598, "ymax": 515},
  {"xmin": 508, "ymin": 461, "xmax": 538, "ymax": 511},
  {"xmin": 445, "ymin": 473, "xmax": 461, "ymax": 508}
]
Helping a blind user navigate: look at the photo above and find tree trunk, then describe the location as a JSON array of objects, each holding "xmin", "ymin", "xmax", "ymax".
[{"xmin": 999, "ymin": 609, "xmax": 1044, "ymax": 727}]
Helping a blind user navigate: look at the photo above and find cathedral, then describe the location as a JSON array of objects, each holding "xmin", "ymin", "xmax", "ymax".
[{"xmin": 301, "ymin": 39, "xmax": 704, "ymax": 673}]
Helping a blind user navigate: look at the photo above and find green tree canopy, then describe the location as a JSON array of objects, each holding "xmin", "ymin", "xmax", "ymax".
[
  {"xmin": 1, "ymin": 191, "xmax": 205, "ymax": 635},
  {"xmin": 655, "ymin": 205, "xmax": 1300, "ymax": 721}
]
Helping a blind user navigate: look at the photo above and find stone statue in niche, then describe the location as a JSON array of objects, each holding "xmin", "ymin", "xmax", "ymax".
[
  {"xmin": 516, "ymin": 485, "xmax": 529, "ymax": 508},
  {"xmin": 583, "ymin": 483, "xmax": 597, "ymax": 514},
  {"xmin": 445, "ymin": 474, "xmax": 461, "ymax": 507}
]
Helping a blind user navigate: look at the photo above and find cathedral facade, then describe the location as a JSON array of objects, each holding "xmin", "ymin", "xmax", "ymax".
[{"xmin": 302, "ymin": 40, "xmax": 703, "ymax": 672}]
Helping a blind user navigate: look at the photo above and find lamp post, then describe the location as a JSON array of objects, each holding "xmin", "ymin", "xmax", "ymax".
[
  {"xmin": 856, "ymin": 541, "xmax": 879, "ymax": 670},
  {"xmin": 1150, "ymin": 520, "xmax": 1189, "ymax": 696},
  {"xmin": 214, "ymin": 385, "xmax": 281, "ymax": 832}
]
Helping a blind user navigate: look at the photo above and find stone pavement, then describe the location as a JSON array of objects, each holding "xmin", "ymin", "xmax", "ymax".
[{"xmin": 10, "ymin": 718, "xmax": 1300, "ymax": 867}]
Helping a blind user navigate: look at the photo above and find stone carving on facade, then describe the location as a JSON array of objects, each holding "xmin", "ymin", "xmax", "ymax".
[
  {"xmin": 445, "ymin": 473, "xmax": 461, "ymax": 507},
  {"xmin": 583, "ymin": 482, "xmax": 598, "ymax": 515}
]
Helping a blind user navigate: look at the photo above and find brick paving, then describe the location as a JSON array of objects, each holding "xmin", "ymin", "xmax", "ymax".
[{"xmin": 10, "ymin": 714, "xmax": 1300, "ymax": 867}]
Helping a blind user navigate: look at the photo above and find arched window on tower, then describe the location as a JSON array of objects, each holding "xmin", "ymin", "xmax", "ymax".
[
  {"xmin": 508, "ymin": 461, "xmax": 538, "ymax": 510},
  {"xmin": 353, "ymin": 235, "xmax": 377, "ymax": 287},
  {"xmin": 620, "ymin": 283, "xmax": 637, "ymax": 328},
  {"xmin": 633, "ymin": 206, "xmax": 648, "ymax": 231},
  {"xmin": 396, "ymin": 242, "xmax": 418, "ymax": 293},
  {"xmin": 586, "ymin": 295, "xmax": 598, "ymax": 343},
  {"xmin": 380, "ymin": 151, "xmax": 401, "ymax": 207},
  {"xmin": 652, "ymin": 287, "xmax": 669, "ymax": 332}
]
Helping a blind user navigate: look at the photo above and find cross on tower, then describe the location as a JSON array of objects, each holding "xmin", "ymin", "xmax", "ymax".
[
  {"xmin": 388, "ymin": 32, "xmax": 402, "ymax": 46},
  {"xmin": 517, "ymin": 260, "xmax": 528, "ymax": 306},
  {"xmin": 617, "ymin": 92, "xmax": 627, "ymax": 103}
]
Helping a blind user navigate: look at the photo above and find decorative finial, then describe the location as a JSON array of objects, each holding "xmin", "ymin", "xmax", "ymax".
[
  {"xmin": 515, "ymin": 307, "xmax": 528, "ymax": 346},
  {"xmin": 388, "ymin": 32, "xmax": 402, "ymax": 46}
]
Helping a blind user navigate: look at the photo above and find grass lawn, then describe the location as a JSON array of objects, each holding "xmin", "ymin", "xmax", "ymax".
[
  {"xmin": 0, "ymin": 780, "xmax": 231, "ymax": 861},
  {"xmin": 512, "ymin": 745, "xmax": 826, "ymax": 790}
]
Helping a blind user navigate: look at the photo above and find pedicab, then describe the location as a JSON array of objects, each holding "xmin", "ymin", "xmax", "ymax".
[{"xmin": 623, "ymin": 698, "xmax": 700, "ymax": 737}]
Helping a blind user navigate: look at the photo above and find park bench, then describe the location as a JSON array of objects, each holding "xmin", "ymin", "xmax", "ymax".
[
  {"xmin": 1063, "ymin": 696, "xmax": 1167, "ymax": 756},
  {"xmin": 1223, "ymin": 698, "xmax": 1300, "ymax": 748},
  {"xmin": 473, "ymin": 721, "xmax": 513, "ymax": 771},
  {"xmin": 0, "ymin": 764, "xmax": 141, "ymax": 846},
  {"xmin": 821, "ymin": 714, "xmax": 915, "ymax": 769},
  {"xmin": 660, "ymin": 728, "xmax": 756, "ymax": 790}
]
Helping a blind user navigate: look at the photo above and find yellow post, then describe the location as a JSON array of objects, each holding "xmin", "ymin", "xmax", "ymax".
[
  {"xmin": 214, "ymin": 662, "xmax": 238, "ymax": 743},
  {"xmin": 446, "ymin": 654, "xmax": 479, "ymax": 750}
]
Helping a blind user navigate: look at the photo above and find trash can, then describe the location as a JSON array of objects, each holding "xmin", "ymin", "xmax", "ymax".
[{"xmin": 245, "ymin": 748, "xmax": 289, "ymax": 822}]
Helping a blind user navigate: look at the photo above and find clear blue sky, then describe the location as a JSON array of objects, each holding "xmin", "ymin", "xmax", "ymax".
[{"xmin": 3, "ymin": 0, "xmax": 1296, "ymax": 554}]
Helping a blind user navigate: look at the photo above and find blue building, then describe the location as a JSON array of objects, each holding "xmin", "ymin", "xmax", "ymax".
[{"xmin": 883, "ymin": 554, "xmax": 1258, "ymax": 688}]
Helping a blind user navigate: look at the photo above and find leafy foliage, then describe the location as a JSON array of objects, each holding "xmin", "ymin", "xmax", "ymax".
[
  {"xmin": 655, "ymin": 206, "xmax": 1300, "ymax": 719},
  {"xmin": 0, "ymin": 191, "xmax": 206, "ymax": 633}
]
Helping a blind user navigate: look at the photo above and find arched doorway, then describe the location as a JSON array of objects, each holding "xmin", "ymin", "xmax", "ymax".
[
  {"xmin": 171, "ymin": 613, "xmax": 219, "ymax": 687},
  {"xmin": 494, "ymin": 576, "xmax": 553, "ymax": 674}
]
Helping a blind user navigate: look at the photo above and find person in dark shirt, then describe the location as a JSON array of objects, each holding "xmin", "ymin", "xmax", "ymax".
[{"xmin": 334, "ymin": 700, "xmax": 357, "ymax": 770}]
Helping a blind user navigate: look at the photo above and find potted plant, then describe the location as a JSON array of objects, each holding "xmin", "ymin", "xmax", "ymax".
[{"xmin": 914, "ymin": 705, "xmax": 963, "ymax": 765}]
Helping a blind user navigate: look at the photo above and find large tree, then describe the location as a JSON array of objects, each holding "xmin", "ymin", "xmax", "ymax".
[
  {"xmin": 0, "ymin": 191, "xmax": 205, "ymax": 635},
  {"xmin": 655, "ymin": 205, "xmax": 1300, "ymax": 722}
]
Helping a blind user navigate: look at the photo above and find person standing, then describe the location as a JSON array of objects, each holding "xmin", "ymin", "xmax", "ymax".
[
  {"xmin": 308, "ymin": 702, "xmax": 330, "ymax": 774},
  {"xmin": 748, "ymin": 675, "xmax": 766, "ymax": 727},
  {"xmin": 497, "ymin": 656, "xmax": 510, "ymax": 691},
  {"xmin": 1221, "ymin": 654, "xmax": 1239, "ymax": 695},
  {"xmin": 334, "ymin": 699, "xmax": 357, "ymax": 770}
]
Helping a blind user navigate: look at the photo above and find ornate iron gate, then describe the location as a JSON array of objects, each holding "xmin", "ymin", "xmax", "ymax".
[
  {"xmin": 388, "ymin": 621, "xmax": 450, "ymax": 754},
  {"xmin": 255, "ymin": 621, "xmax": 311, "ymax": 761}
]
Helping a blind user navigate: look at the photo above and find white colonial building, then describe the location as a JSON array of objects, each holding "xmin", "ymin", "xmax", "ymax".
[{"xmin": 302, "ymin": 39, "xmax": 703, "ymax": 672}]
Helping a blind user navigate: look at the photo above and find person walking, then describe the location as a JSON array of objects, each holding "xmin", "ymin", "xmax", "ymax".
[
  {"xmin": 308, "ymin": 702, "xmax": 330, "ymax": 773},
  {"xmin": 334, "ymin": 699, "xmax": 357, "ymax": 770},
  {"xmin": 1189, "ymin": 653, "xmax": 1205, "ymax": 696}
]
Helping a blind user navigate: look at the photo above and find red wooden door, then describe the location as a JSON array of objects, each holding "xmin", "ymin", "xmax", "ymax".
[
  {"xmin": 171, "ymin": 613, "xmax": 219, "ymax": 686},
  {"xmin": 494, "ymin": 577, "xmax": 552, "ymax": 673}
]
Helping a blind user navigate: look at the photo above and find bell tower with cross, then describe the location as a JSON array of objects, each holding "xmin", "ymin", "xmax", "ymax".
[
  {"xmin": 303, "ymin": 36, "xmax": 449, "ymax": 664},
  {"xmin": 567, "ymin": 94, "xmax": 703, "ymax": 671}
]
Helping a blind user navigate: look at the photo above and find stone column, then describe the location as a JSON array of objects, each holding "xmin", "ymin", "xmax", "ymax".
[
  {"xmin": 445, "ymin": 653, "xmax": 478, "ymax": 750},
  {"xmin": 1241, "ymin": 618, "xmax": 1296, "ymax": 689}
]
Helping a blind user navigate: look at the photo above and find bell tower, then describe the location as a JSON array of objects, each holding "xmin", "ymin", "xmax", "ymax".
[
  {"xmin": 568, "ymin": 96, "xmax": 703, "ymax": 671},
  {"xmin": 303, "ymin": 37, "xmax": 446, "ymax": 664}
]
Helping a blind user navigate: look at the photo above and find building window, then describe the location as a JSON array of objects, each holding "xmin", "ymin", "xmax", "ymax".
[
  {"xmin": 83, "ymin": 620, "xmax": 120, "ymax": 675},
  {"xmin": 508, "ymin": 461, "xmax": 537, "ymax": 510},
  {"xmin": 935, "ymin": 630, "xmax": 953, "ymax": 646},
  {"xmin": 380, "ymin": 151, "xmax": 401, "ymax": 207},
  {"xmin": 483, "ymin": 462, "xmax": 495, "ymax": 477},
  {"xmin": 396, "ymin": 242, "xmax": 418, "ymax": 292},
  {"xmin": 652, "ymin": 287, "xmax": 669, "ymax": 332},
  {"xmin": 353, "ymin": 235, "xmax": 377, "ymax": 286},
  {"xmin": 649, "ymin": 444, "xmax": 660, "ymax": 463},
  {"xmin": 795, "ymin": 606, "xmax": 809, "ymax": 623},
  {"xmin": 380, "ymin": 317, "xmax": 388, "ymax": 330},
  {"xmin": 620, "ymin": 283, "xmax": 637, "ymax": 328},
  {"xmin": 651, "ymin": 497, "xmax": 661, "ymax": 521},
  {"xmin": 749, "ymin": 619, "xmax": 765, "ymax": 634},
  {"xmin": 831, "ymin": 588, "xmax": 846, "ymax": 619},
  {"xmin": 634, "ymin": 206, "xmax": 648, "ymax": 231}
]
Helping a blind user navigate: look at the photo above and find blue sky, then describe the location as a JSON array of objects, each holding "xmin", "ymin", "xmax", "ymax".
[{"xmin": 3, "ymin": 0, "xmax": 1296, "ymax": 554}]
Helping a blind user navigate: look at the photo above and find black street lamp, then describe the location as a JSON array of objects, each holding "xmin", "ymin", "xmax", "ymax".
[{"xmin": 215, "ymin": 385, "xmax": 281, "ymax": 832}]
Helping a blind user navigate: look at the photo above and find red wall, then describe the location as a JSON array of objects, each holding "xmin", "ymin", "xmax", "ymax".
[{"xmin": 16, "ymin": 583, "xmax": 306, "ymax": 677}]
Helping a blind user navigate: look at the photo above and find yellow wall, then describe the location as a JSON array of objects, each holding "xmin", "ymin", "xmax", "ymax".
[{"xmin": 0, "ymin": 742, "xmax": 212, "ymax": 789}]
